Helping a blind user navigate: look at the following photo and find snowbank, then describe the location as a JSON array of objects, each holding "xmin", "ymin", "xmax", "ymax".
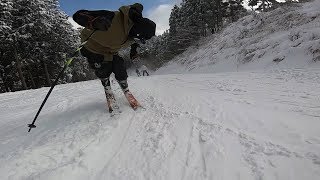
[{"xmin": 156, "ymin": 0, "xmax": 320, "ymax": 74}]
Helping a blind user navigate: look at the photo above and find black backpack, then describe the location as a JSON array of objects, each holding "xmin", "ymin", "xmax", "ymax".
[
  {"xmin": 72, "ymin": 10, "xmax": 115, "ymax": 31},
  {"xmin": 72, "ymin": 4, "xmax": 155, "ymax": 40},
  {"xmin": 72, "ymin": 3, "xmax": 143, "ymax": 31}
]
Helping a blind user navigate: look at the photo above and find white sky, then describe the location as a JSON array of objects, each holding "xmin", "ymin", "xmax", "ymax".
[
  {"xmin": 145, "ymin": 4, "xmax": 173, "ymax": 35},
  {"xmin": 145, "ymin": 0, "xmax": 182, "ymax": 35}
]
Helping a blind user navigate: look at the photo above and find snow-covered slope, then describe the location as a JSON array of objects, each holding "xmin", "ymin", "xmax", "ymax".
[
  {"xmin": 1, "ymin": 68, "xmax": 320, "ymax": 180},
  {"xmin": 1, "ymin": 1, "xmax": 320, "ymax": 180},
  {"xmin": 156, "ymin": 0, "xmax": 320, "ymax": 74}
]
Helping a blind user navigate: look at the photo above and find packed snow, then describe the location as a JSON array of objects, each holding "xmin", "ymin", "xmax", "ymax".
[{"xmin": 0, "ymin": 68, "xmax": 320, "ymax": 180}]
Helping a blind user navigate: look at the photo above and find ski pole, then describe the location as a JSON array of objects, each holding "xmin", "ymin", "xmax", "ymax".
[{"xmin": 27, "ymin": 30, "xmax": 96, "ymax": 132}]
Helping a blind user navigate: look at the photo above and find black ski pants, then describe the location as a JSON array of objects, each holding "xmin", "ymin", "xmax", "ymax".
[
  {"xmin": 143, "ymin": 70, "xmax": 149, "ymax": 76},
  {"xmin": 80, "ymin": 47, "xmax": 128, "ymax": 81}
]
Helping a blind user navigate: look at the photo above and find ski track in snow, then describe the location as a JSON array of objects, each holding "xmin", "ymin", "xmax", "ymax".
[{"xmin": 0, "ymin": 68, "xmax": 320, "ymax": 180}]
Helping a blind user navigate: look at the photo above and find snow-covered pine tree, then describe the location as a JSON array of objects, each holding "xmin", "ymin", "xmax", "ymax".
[
  {"xmin": 225, "ymin": 0, "xmax": 247, "ymax": 22},
  {"xmin": 0, "ymin": 0, "xmax": 15, "ymax": 92},
  {"xmin": 168, "ymin": 5, "xmax": 183, "ymax": 56},
  {"xmin": 200, "ymin": 0, "xmax": 226, "ymax": 34},
  {"xmin": 136, "ymin": 31, "xmax": 173, "ymax": 68},
  {"xmin": 166, "ymin": 0, "xmax": 202, "ymax": 57},
  {"xmin": 0, "ymin": 0, "xmax": 91, "ymax": 93},
  {"xmin": 248, "ymin": 0, "xmax": 280, "ymax": 12}
]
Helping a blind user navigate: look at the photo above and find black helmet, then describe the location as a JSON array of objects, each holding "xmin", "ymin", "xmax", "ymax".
[{"xmin": 129, "ymin": 18, "xmax": 156, "ymax": 40}]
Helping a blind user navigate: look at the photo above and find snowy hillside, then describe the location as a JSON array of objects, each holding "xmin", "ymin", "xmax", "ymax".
[
  {"xmin": 156, "ymin": 0, "xmax": 320, "ymax": 74},
  {"xmin": 0, "ymin": 68, "xmax": 320, "ymax": 180}
]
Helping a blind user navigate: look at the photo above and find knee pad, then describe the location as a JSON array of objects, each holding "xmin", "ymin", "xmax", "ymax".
[
  {"xmin": 100, "ymin": 77, "xmax": 110, "ymax": 87},
  {"xmin": 118, "ymin": 80, "xmax": 129, "ymax": 92},
  {"xmin": 100, "ymin": 77, "xmax": 112, "ymax": 94}
]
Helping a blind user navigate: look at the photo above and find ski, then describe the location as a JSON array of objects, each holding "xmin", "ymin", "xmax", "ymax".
[
  {"xmin": 124, "ymin": 91, "xmax": 142, "ymax": 110},
  {"xmin": 106, "ymin": 91, "xmax": 121, "ymax": 116},
  {"xmin": 105, "ymin": 86, "xmax": 144, "ymax": 116}
]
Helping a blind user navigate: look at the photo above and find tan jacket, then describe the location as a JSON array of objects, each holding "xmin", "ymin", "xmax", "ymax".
[{"xmin": 81, "ymin": 6, "xmax": 135, "ymax": 61}]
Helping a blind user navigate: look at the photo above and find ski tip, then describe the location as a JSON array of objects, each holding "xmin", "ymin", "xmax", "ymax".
[
  {"xmin": 108, "ymin": 107, "xmax": 113, "ymax": 113},
  {"xmin": 133, "ymin": 106, "xmax": 146, "ymax": 111},
  {"xmin": 110, "ymin": 111, "xmax": 121, "ymax": 117}
]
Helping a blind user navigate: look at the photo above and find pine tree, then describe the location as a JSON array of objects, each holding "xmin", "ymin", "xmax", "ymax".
[
  {"xmin": 225, "ymin": 0, "xmax": 246, "ymax": 22},
  {"xmin": 0, "ymin": 0, "xmax": 91, "ymax": 93},
  {"xmin": 248, "ymin": 0, "xmax": 280, "ymax": 12},
  {"xmin": 168, "ymin": 5, "xmax": 183, "ymax": 56},
  {"xmin": 0, "ymin": 0, "xmax": 15, "ymax": 92}
]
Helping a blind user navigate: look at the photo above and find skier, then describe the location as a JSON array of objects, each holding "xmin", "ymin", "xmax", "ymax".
[
  {"xmin": 141, "ymin": 65, "xmax": 149, "ymax": 76},
  {"xmin": 135, "ymin": 69, "xmax": 141, "ymax": 77},
  {"xmin": 73, "ymin": 3, "xmax": 156, "ymax": 112}
]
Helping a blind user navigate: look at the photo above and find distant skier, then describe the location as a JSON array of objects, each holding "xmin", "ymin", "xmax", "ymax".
[
  {"xmin": 135, "ymin": 69, "xmax": 141, "ymax": 77},
  {"xmin": 141, "ymin": 65, "xmax": 149, "ymax": 76},
  {"xmin": 73, "ymin": 3, "xmax": 156, "ymax": 112}
]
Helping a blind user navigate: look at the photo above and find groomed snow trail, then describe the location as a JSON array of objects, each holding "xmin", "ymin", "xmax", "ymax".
[{"xmin": 0, "ymin": 68, "xmax": 319, "ymax": 180}]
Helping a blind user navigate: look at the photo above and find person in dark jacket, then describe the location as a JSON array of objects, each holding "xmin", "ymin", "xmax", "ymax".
[
  {"xmin": 135, "ymin": 69, "xmax": 141, "ymax": 77},
  {"xmin": 141, "ymin": 65, "xmax": 149, "ymax": 76}
]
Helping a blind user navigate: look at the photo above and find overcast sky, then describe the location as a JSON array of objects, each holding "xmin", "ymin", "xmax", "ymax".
[{"xmin": 59, "ymin": 0, "xmax": 182, "ymax": 35}]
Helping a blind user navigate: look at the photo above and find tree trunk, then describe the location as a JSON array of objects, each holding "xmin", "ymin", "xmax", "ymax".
[
  {"xmin": 211, "ymin": 2, "xmax": 218, "ymax": 34},
  {"xmin": 43, "ymin": 60, "xmax": 51, "ymax": 87},
  {"xmin": 262, "ymin": 0, "xmax": 266, "ymax": 12},
  {"xmin": 14, "ymin": 47, "xmax": 27, "ymax": 90},
  {"xmin": 216, "ymin": 0, "xmax": 223, "ymax": 31},
  {"xmin": 199, "ymin": 0, "xmax": 206, "ymax": 37},
  {"xmin": 4, "ymin": 79, "xmax": 11, "ymax": 92},
  {"xmin": 0, "ymin": 73, "xmax": 6, "ymax": 93},
  {"xmin": 27, "ymin": 66, "xmax": 36, "ymax": 89},
  {"xmin": 0, "ymin": 51, "xmax": 6, "ymax": 92}
]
